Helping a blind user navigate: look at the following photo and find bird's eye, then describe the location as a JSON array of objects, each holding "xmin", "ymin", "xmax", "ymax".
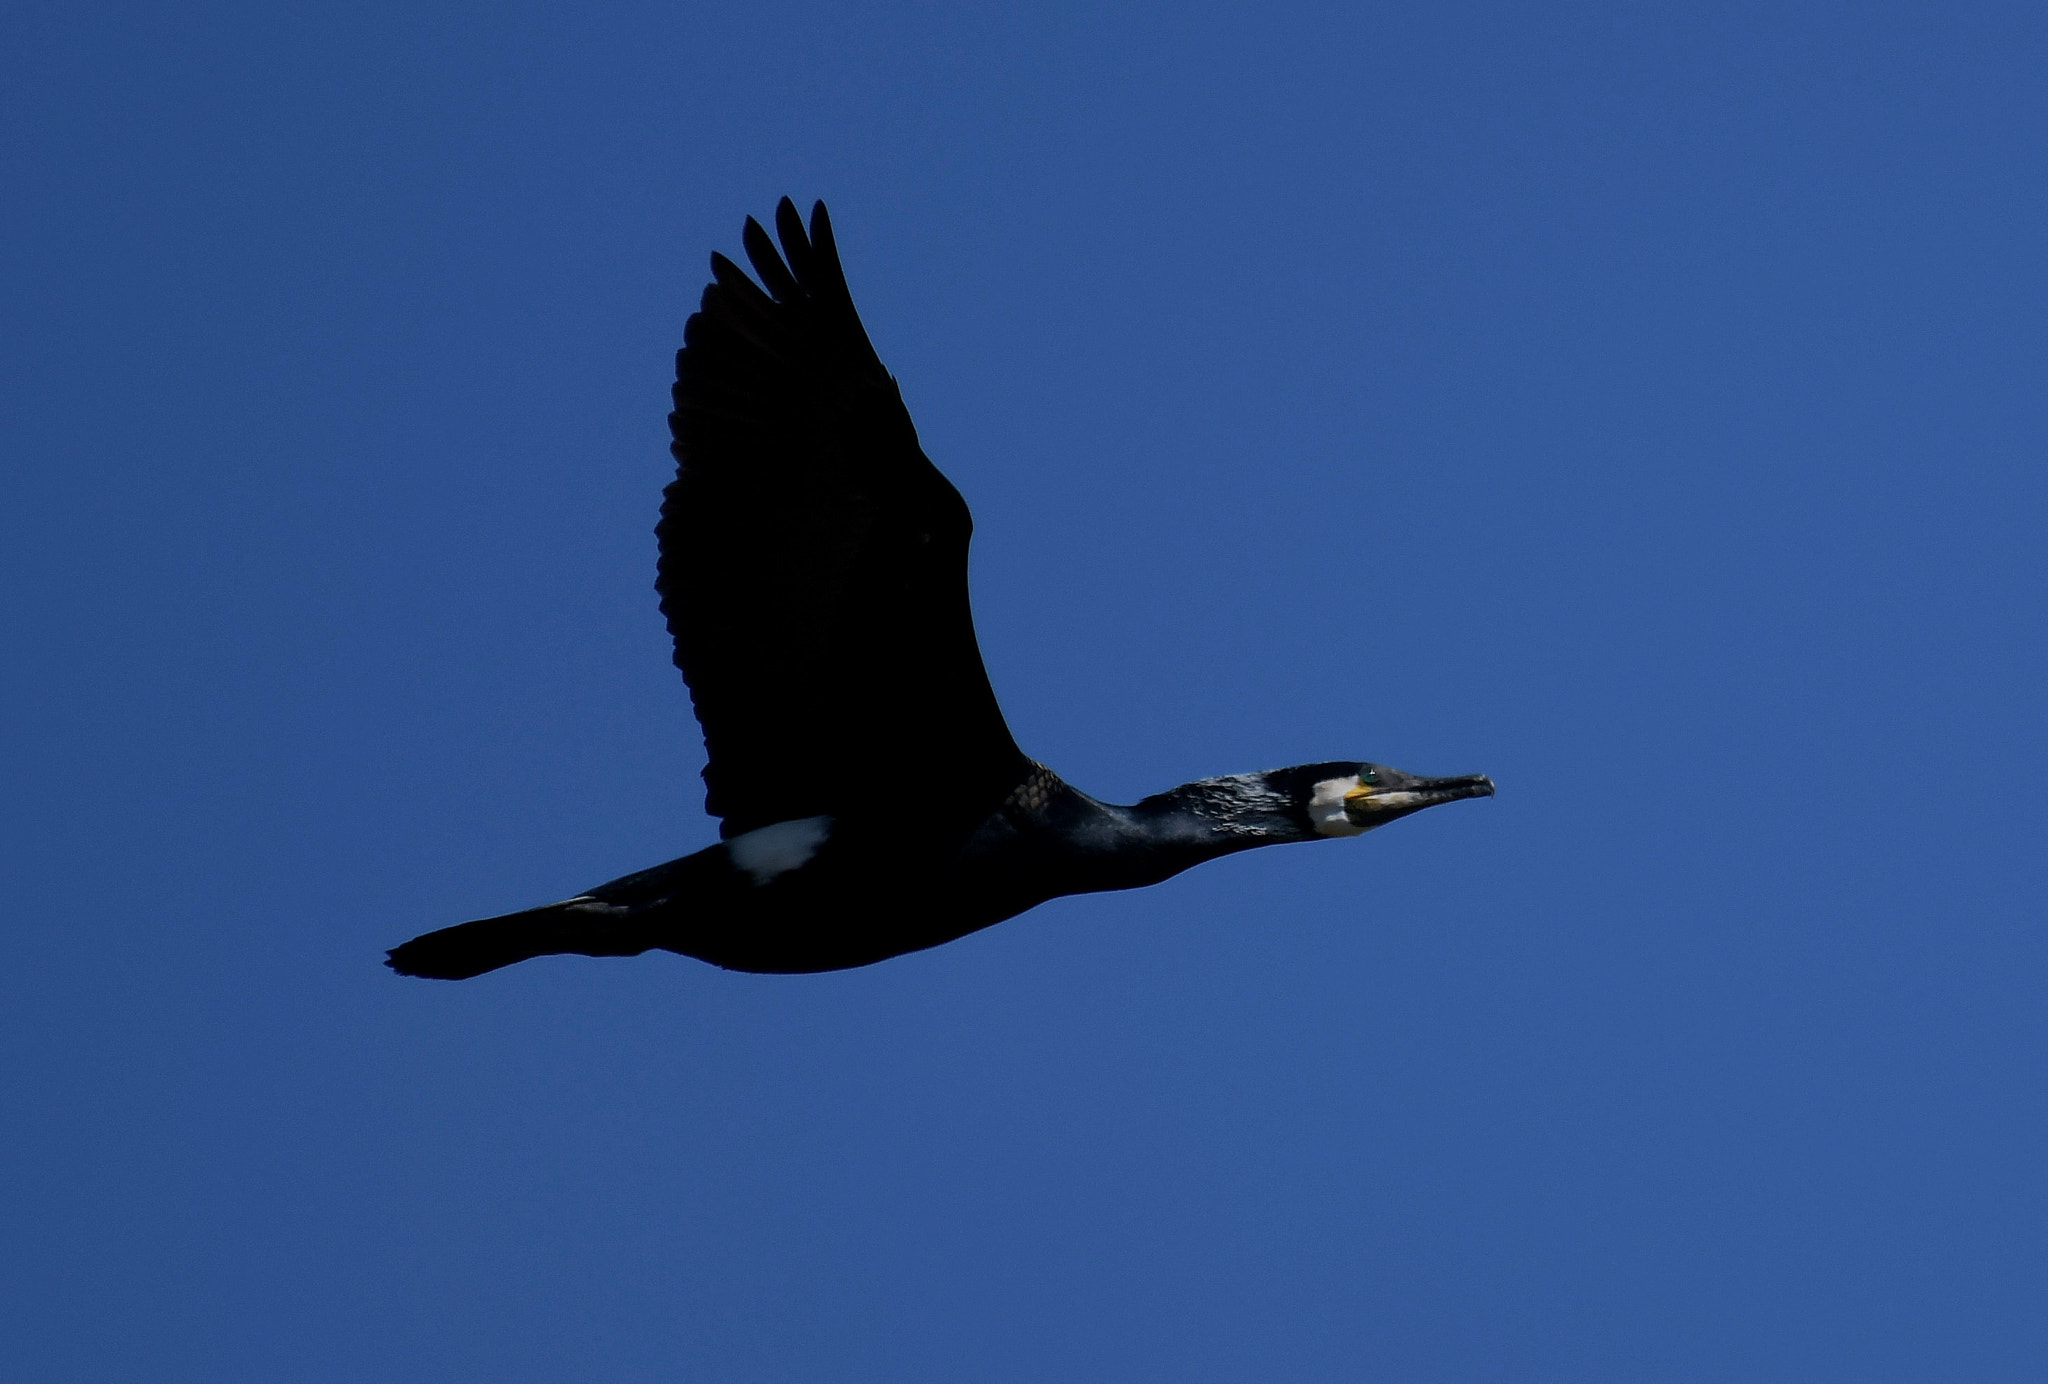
[{"xmin": 1359, "ymin": 767, "xmax": 1380, "ymax": 785}]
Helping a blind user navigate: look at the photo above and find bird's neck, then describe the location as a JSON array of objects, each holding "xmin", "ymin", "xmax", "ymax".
[
  {"xmin": 1120, "ymin": 772, "xmax": 1316, "ymax": 856},
  {"xmin": 964, "ymin": 766, "xmax": 1318, "ymax": 903}
]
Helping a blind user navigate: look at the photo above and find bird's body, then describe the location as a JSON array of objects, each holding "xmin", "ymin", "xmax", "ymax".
[{"xmin": 387, "ymin": 200, "xmax": 1492, "ymax": 982}]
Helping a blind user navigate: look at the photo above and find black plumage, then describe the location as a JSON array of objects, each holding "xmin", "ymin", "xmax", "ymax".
[{"xmin": 386, "ymin": 200, "xmax": 1492, "ymax": 981}]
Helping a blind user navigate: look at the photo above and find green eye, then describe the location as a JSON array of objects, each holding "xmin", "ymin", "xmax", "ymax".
[{"xmin": 1359, "ymin": 767, "xmax": 1380, "ymax": 785}]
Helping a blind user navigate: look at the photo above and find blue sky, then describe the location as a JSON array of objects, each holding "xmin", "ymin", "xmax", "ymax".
[{"xmin": 5, "ymin": 1, "xmax": 2047, "ymax": 1379}]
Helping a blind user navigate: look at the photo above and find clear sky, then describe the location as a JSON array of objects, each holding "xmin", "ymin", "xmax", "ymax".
[{"xmin": 6, "ymin": 1, "xmax": 2046, "ymax": 1379}]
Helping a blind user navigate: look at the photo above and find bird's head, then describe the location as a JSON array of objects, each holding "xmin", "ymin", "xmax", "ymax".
[{"xmin": 1300, "ymin": 761, "xmax": 1496, "ymax": 836}]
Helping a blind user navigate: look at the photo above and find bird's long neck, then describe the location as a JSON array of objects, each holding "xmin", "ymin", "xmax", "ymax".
[
  {"xmin": 1125, "ymin": 772, "xmax": 1313, "ymax": 849},
  {"xmin": 1066, "ymin": 771, "xmax": 1315, "ymax": 891},
  {"xmin": 963, "ymin": 764, "xmax": 1321, "ymax": 907}
]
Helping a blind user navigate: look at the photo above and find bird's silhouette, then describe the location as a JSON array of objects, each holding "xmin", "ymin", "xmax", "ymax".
[{"xmin": 387, "ymin": 199, "xmax": 1492, "ymax": 979}]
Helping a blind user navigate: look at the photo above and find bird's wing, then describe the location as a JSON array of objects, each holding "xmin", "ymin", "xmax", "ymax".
[{"xmin": 657, "ymin": 199, "xmax": 1028, "ymax": 840}]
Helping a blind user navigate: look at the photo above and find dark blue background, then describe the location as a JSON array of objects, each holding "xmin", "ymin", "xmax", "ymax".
[{"xmin": 7, "ymin": 2, "xmax": 2046, "ymax": 1378}]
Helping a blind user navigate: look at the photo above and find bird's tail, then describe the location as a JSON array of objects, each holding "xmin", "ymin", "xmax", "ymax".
[{"xmin": 385, "ymin": 898, "xmax": 652, "ymax": 980}]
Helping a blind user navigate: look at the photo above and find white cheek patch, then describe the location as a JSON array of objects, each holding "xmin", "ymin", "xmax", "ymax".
[
  {"xmin": 727, "ymin": 815, "xmax": 834, "ymax": 884},
  {"xmin": 1309, "ymin": 776, "xmax": 1367, "ymax": 837}
]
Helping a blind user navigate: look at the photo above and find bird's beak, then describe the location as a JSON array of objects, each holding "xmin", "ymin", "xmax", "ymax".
[{"xmin": 1344, "ymin": 773, "xmax": 1495, "ymax": 825}]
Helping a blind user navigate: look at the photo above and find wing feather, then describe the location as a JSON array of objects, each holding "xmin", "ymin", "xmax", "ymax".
[{"xmin": 656, "ymin": 200, "xmax": 1027, "ymax": 840}]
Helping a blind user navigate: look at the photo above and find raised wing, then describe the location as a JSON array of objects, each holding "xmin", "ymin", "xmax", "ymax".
[{"xmin": 657, "ymin": 199, "xmax": 1028, "ymax": 840}]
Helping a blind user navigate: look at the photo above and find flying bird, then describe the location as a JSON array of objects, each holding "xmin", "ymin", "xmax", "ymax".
[{"xmin": 386, "ymin": 199, "xmax": 1493, "ymax": 980}]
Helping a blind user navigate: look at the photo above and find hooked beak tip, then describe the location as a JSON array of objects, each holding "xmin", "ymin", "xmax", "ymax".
[{"xmin": 1414, "ymin": 772, "xmax": 1496, "ymax": 803}]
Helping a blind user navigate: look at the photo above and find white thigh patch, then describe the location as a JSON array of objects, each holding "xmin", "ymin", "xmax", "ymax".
[{"xmin": 727, "ymin": 816, "xmax": 834, "ymax": 885}]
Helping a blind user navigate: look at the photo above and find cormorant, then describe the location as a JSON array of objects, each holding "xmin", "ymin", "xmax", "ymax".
[{"xmin": 386, "ymin": 199, "xmax": 1493, "ymax": 980}]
